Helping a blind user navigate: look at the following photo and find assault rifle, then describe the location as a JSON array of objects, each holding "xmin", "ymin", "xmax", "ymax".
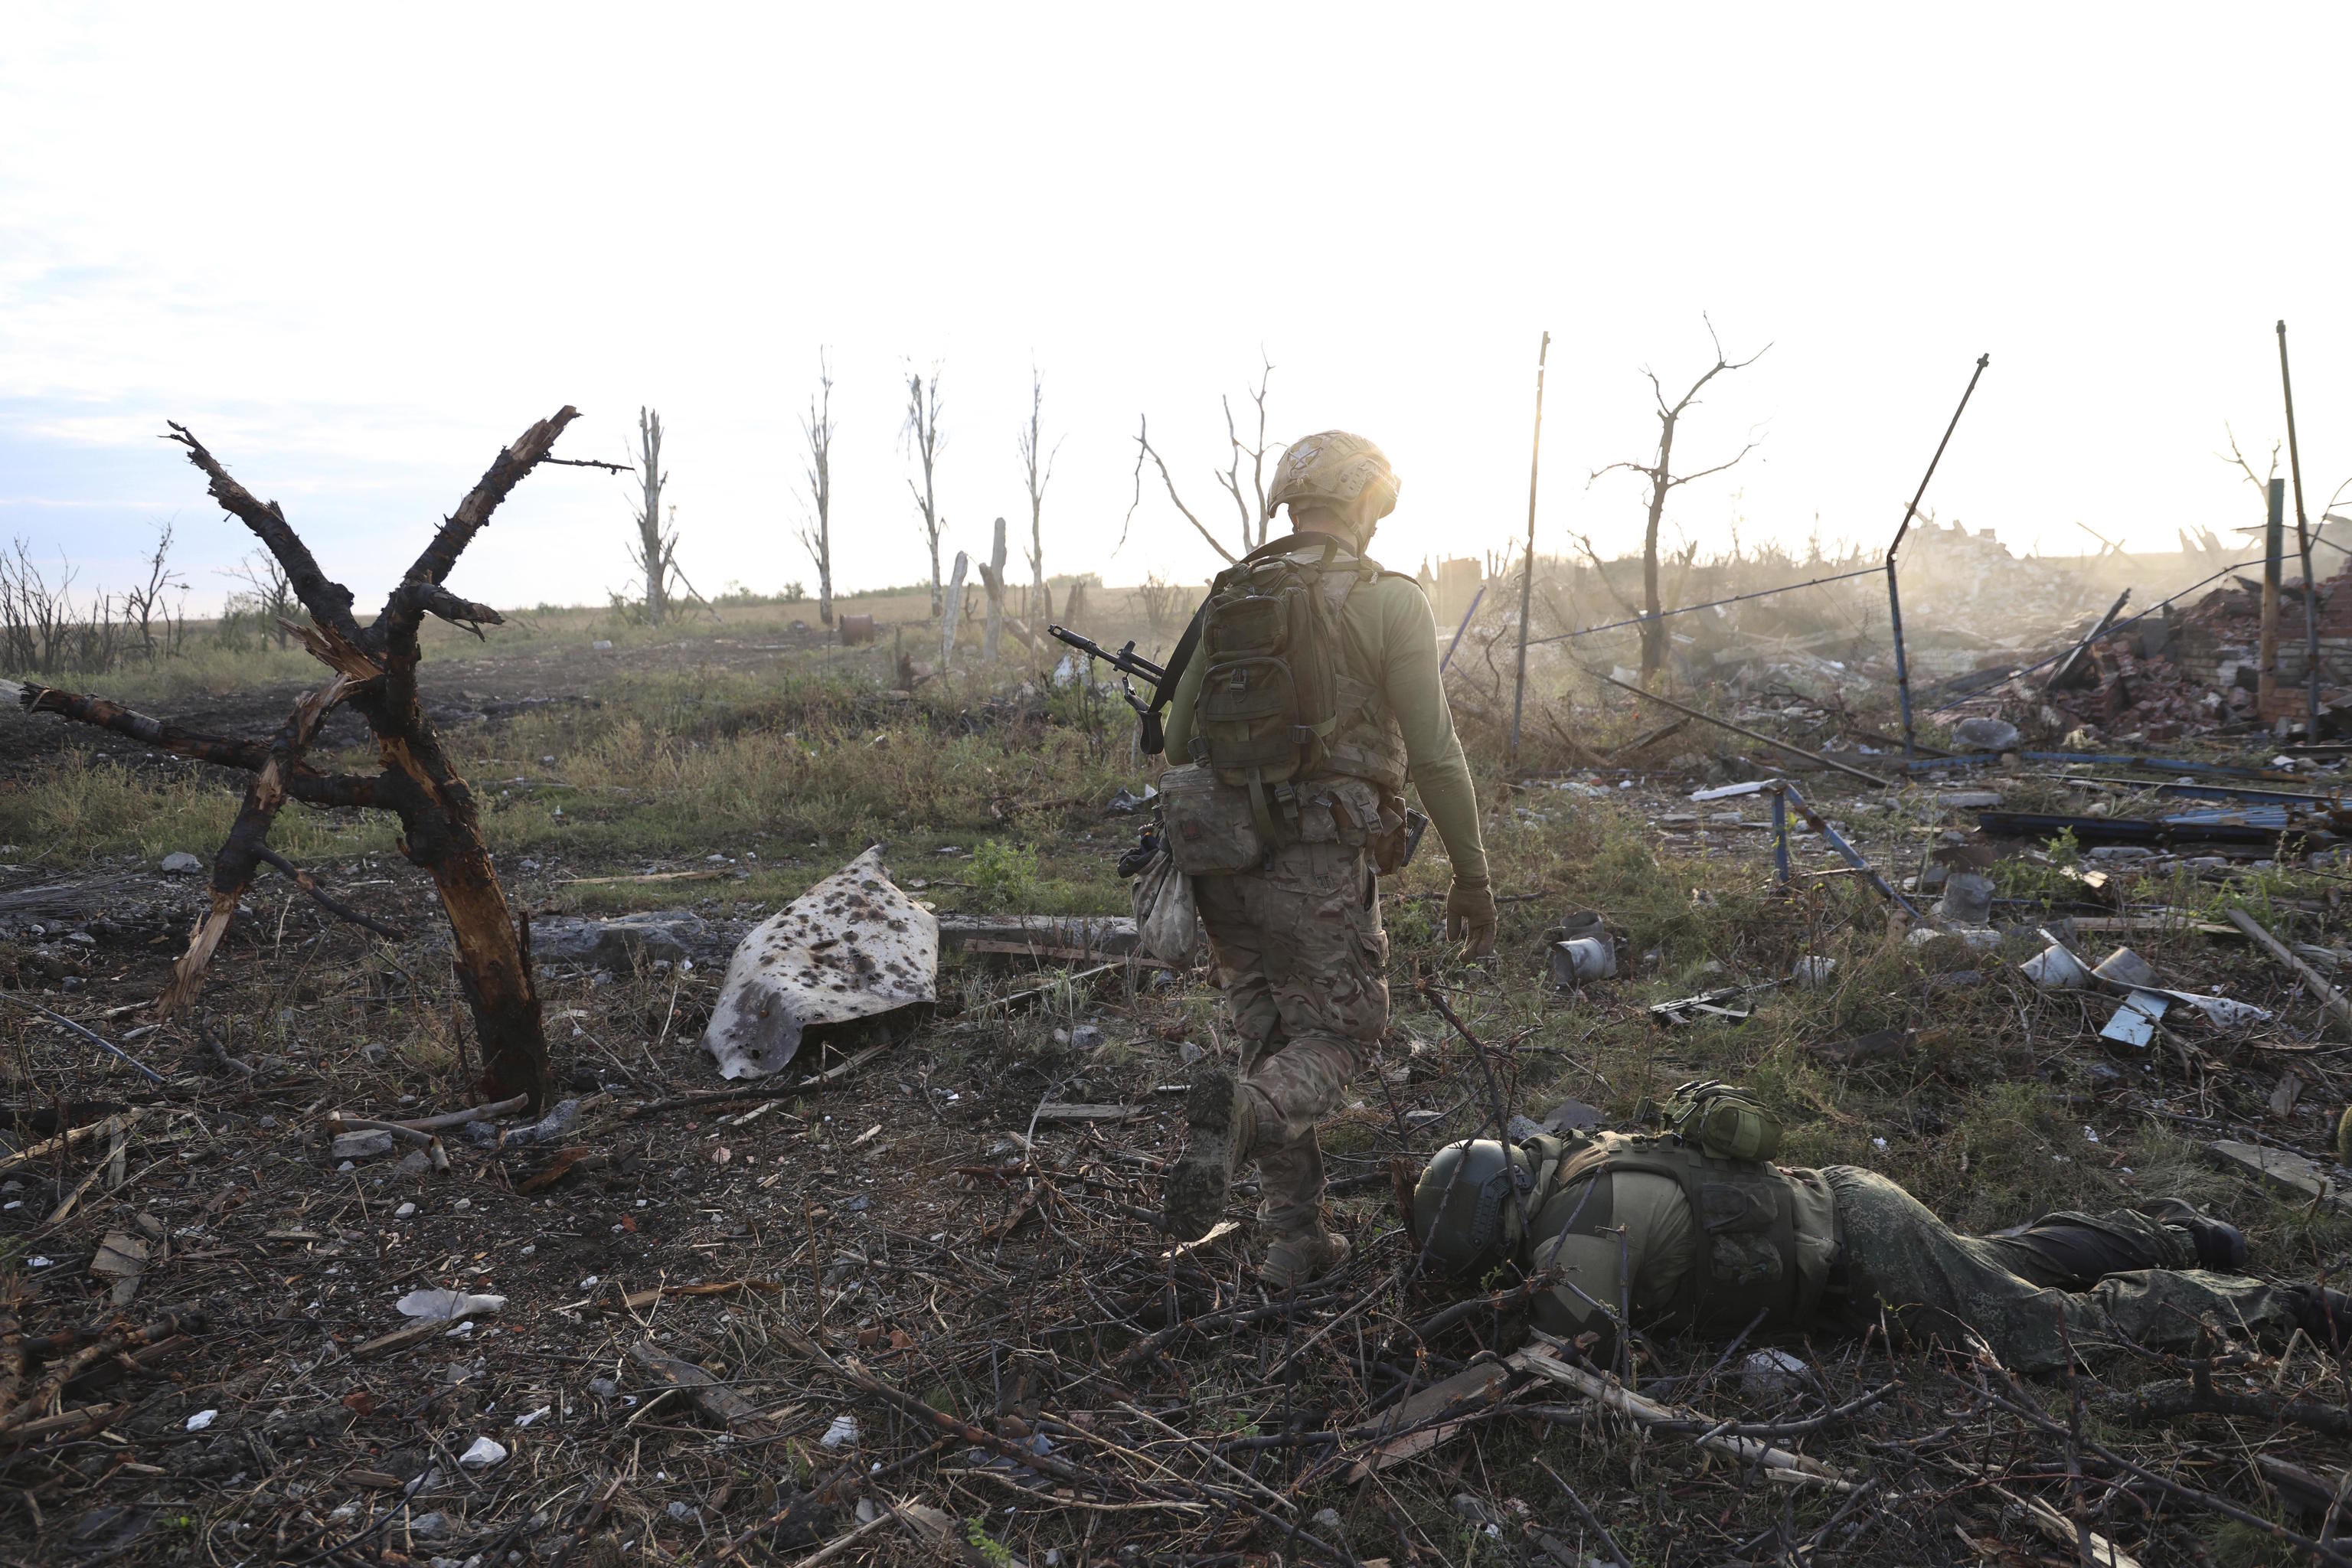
[{"xmin": 1047, "ymin": 625, "xmax": 1165, "ymax": 717}]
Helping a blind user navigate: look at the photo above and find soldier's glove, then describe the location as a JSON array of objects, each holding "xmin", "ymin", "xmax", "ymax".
[{"xmin": 1445, "ymin": 876, "xmax": 1498, "ymax": 958}]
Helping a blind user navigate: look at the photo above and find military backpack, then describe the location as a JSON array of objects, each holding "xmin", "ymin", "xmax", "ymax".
[{"xmin": 1187, "ymin": 537, "xmax": 1368, "ymax": 842}]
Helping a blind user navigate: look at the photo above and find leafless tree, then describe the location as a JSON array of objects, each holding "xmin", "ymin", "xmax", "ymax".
[
  {"xmin": 2221, "ymin": 424, "xmax": 2282, "ymax": 501},
  {"xmin": 1589, "ymin": 318, "xmax": 1768, "ymax": 677},
  {"xmin": 797, "ymin": 352, "xmax": 838, "ymax": 628},
  {"xmin": 1125, "ymin": 354, "xmax": 1279, "ymax": 565},
  {"xmin": 226, "ymin": 550, "xmax": 299, "ymax": 650},
  {"xmin": 904, "ymin": 364, "xmax": 947, "ymax": 616},
  {"xmin": 629, "ymin": 407, "xmax": 675, "ymax": 626},
  {"xmin": 122, "ymin": 520, "xmax": 186, "ymax": 659},
  {"xmin": 1018, "ymin": 367, "xmax": 1060, "ymax": 623}
]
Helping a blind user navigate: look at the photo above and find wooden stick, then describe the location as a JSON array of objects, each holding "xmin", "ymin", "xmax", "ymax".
[
  {"xmin": 1517, "ymin": 1348, "xmax": 1852, "ymax": 1489},
  {"xmin": 1589, "ymin": 668, "xmax": 1894, "ymax": 789},
  {"xmin": 2226, "ymin": 906, "xmax": 2352, "ymax": 1038}
]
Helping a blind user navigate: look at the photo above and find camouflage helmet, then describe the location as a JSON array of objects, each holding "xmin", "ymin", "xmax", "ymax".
[
  {"xmin": 1266, "ymin": 431, "xmax": 1400, "ymax": 525},
  {"xmin": 1411, "ymin": 1138, "xmax": 1537, "ymax": 1279}
]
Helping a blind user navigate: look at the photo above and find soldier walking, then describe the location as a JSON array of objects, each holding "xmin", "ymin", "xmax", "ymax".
[{"xmin": 1152, "ymin": 432, "xmax": 1495, "ymax": 1286}]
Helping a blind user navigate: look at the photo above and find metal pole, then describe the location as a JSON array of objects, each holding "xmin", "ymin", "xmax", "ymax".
[
  {"xmin": 1508, "ymin": 330, "xmax": 1550, "ymax": 765},
  {"xmin": 1440, "ymin": 583, "xmax": 1486, "ymax": 673},
  {"xmin": 2278, "ymin": 320, "xmax": 2324, "ymax": 737},
  {"xmin": 1887, "ymin": 353, "xmax": 1991, "ymax": 757}
]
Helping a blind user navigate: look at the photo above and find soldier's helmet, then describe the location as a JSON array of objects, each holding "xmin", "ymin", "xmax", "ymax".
[
  {"xmin": 1412, "ymin": 1138, "xmax": 1537, "ymax": 1279},
  {"xmin": 1266, "ymin": 431, "xmax": 1400, "ymax": 525}
]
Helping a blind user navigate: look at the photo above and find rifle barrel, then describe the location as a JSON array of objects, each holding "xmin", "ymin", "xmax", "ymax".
[{"xmin": 1047, "ymin": 625, "xmax": 1166, "ymax": 685}]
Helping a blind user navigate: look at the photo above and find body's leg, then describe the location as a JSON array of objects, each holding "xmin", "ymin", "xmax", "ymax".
[
  {"xmin": 1825, "ymin": 1168, "xmax": 2303, "ymax": 1371},
  {"xmin": 1977, "ymin": 1209, "xmax": 2194, "ymax": 1289}
]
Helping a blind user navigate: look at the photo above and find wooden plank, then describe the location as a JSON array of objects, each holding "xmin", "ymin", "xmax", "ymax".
[
  {"xmin": 557, "ymin": 868, "xmax": 729, "ymax": 887},
  {"xmin": 2207, "ymin": 1139, "xmax": 2352, "ymax": 1215},
  {"xmin": 1344, "ymin": 1361, "xmax": 1514, "ymax": 1480},
  {"xmin": 2066, "ymin": 916, "xmax": 2236, "ymax": 938},
  {"xmin": 2228, "ymin": 907, "xmax": 2352, "ymax": 1039},
  {"xmin": 1031, "ymin": 1102, "xmax": 1143, "ymax": 1122}
]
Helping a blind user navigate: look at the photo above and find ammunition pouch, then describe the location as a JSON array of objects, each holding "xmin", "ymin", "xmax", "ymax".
[{"xmin": 1157, "ymin": 763, "xmax": 1266, "ymax": 876}]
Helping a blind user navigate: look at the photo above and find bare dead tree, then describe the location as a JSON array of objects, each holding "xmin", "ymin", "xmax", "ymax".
[
  {"xmin": 903, "ymin": 364, "xmax": 947, "ymax": 617},
  {"xmin": 796, "ymin": 351, "xmax": 837, "ymax": 628},
  {"xmin": 18, "ymin": 410, "xmax": 590, "ymax": 1111},
  {"xmin": 120, "ymin": 520, "xmax": 186, "ymax": 659},
  {"xmin": 1125, "ymin": 356, "xmax": 1280, "ymax": 566},
  {"xmin": 2221, "ymin": 424, "xmax": 2282, "ymax": 501},
  {"xmin": 1214, "ymin": 354, "xmax": 1277, "ymax": 554},
  {"xmin": 226, "ymin": 550, "xmax": 299, "ymax": 649},
  {"xmin": 1589, "ymin": 318, "xmax": 1768, "ymax": 677},
  {"xmin": 630, "ymin": 407, "xmax": 674, "ymax": 626},
  {"xmin": 1018, "ymin": 367, "xmax": 1060, "ymax": 623}
]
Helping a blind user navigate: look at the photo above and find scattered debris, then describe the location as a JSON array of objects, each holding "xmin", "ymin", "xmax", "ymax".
[{"xmin": 702, "ymin": 846, "xmax": 938, "ymax": 1079}]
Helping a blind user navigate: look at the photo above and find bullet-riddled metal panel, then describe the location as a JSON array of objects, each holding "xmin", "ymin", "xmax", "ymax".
[{"xmin": 701, "ymin": 847, "xmax": 937, "ymax": 1080}]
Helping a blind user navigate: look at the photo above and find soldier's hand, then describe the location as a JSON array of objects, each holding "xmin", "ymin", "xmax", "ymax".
[{"xmin": 1445, "ymin": 876, "xmax": 1498, "ymax": 958}]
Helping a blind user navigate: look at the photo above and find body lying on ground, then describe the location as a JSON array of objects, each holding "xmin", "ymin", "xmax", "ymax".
[{"xmin": 1412, "ymin": 1099, "xmax": 2347, "ymax": 1372}]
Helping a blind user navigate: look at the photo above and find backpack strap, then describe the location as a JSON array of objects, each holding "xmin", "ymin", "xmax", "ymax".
[{"xmin": 1139, "ymin": 601, "xmax": 1206, "ymax": 757}]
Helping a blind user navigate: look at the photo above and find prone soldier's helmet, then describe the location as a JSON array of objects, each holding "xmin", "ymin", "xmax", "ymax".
[
  {"xmin": 1411, "ymin": 1138, "xmax": 1537, "ymax": 1279},
  {"xmin": 1266, "ymin": 431, "xmax": 1400, "ymax": 531}
]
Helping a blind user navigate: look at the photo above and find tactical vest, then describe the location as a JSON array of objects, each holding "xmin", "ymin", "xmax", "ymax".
[
  {"xmin": 1191, "ymin": 537, "xmax": 1410, "ymax": 842},
  {"xmin": 1524, "ymin": 1131, "xmax": 1816, "ymax": 1341}
]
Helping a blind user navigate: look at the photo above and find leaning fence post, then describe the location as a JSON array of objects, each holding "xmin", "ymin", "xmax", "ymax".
[
  {"xmin": 1508, "ymin": 330, "xmax": 1550, "ymax": 767},
  {"xmin": 1886, "ymin": 354, "xmax": 1991, "ymax": 757},
  {"xmin": 1769, "ymin": 783, "xmax": 1791, "ymax": 886}
]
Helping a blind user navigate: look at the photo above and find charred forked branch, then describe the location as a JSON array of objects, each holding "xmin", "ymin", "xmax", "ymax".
[
  {"xmin": 158, "ymin": 676, "xmax": 351, "ymax": 1018},
  {"xmin": 165, "ymin": 422, "xmax": 364, "ymax": 645},
  {"xmin": 17, "ymin": 683, "xmax": 273, "ymax": 770},
  {"xmin": 22, "ymin": 410, "xmax": 583, "ymax": 1111},
  {"xmin": 16, "ymin": 682, "xmax": 383, "ymax": 808}
]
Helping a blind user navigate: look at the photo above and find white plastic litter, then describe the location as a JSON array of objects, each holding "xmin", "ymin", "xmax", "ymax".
[
  {"xmin": 2100, "ymin": 991, "xmax": 2171, "ymax": 1047},
  {"xmin": 458, "ymin": 1436, "xmax": 508, "ymax": 1470},
  {"xmin": 819, "ymin": 1413, "xmax": 859, "ymax": 1449},
  {"xmin": 513, "ymin": 1406, "xmax": 552, "ymax": 1428},
  {"xmin": 397, "ymin": 1289, "xmax": 507, "ymax": 1321},
  {"xmin": 1790, "ymin": 956, "xmax": 1837, "ymax": 988},
  {"xmin": 185, "ymin": 1409, "xmax": 218, "ymax": 1432},
  {"xmin": 2019, "ymin": 944, "xmax": 2092, "ymax": 989},
  {"xmin": 2158, "ymin": 989, "xmax": 2272, "ymax": 1029},
  {"xmin": 1740, "ymin": 1348, "xmax": 1811, "ymax": 1401}
]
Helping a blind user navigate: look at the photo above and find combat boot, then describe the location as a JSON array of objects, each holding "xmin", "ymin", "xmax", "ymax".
[
  {"xmin": 1259, "ymin": 1227, "xmax": 1350, "ymax": 1290},
  {"xmin": 1161, "ymin": 1068, "xmax": 1256, "ymax": 1242},
  {"xmin": 2140, "ymin": 1198, "xmax": 2248, "ymax": 1272},
  {"xmin": 2289, "ymin": 1282, "xmax": 2352, "ymax": 1351}
]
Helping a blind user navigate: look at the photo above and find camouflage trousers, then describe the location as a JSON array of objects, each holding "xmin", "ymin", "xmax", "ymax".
[
  {"xmin": 1194, "ymin": 838, "xmax": 1388, "ymax": 1234},
  {"xmin": 1824, "ymin": 1167, "xmax": 2305, "ymax": 1372}
]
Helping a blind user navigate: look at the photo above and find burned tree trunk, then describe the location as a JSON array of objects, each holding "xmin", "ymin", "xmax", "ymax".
[{"xmin": 19, "ymin": 409, "xmax": 590, "ymax": 1111}]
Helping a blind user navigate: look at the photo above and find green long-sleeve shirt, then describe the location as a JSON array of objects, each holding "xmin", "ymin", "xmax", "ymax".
[{"xmin": 1161, "ymin": 552, "xmax": 1491, "ymax": 884}]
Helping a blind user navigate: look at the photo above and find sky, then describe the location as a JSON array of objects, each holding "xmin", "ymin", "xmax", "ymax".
[{"xmin": 4, "ymin": 5, "xmax": 2350, "ymax": 618}]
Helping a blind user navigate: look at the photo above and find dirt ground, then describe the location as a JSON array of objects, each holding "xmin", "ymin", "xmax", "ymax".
[{"xmin": 5, "ymin": 598, "xmax": 2352, "ymax": 1568}]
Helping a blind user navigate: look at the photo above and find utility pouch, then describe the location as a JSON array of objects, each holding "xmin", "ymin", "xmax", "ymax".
[
  {"xmin": 1370, "ymin": 801, "xmax": 1429, "ymax": 876},
  {"xmin": 1156, "ymin": 762, "xmax": 1266, "ymax": 876},
  {"xmin": 1661, "ymin": 1080, "xmax": 1782, "ymax": 1162},
  {"xmin": 1129, "ymin": 849, "xmax": 1198, "ymax": 962}
]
